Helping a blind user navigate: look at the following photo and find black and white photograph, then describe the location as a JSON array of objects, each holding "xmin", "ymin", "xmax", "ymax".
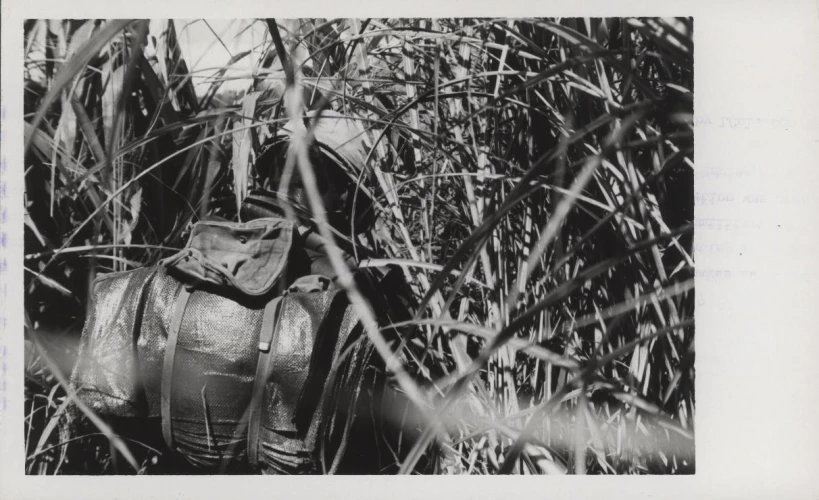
[{"xmin": 17, "ymin": 18, "xmax": 696, "ymax": 476}]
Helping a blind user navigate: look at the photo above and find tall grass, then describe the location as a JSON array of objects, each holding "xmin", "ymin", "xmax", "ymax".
[{"xmin": 23, "ymin": 18, "xmax": 694, "ymax": 474}]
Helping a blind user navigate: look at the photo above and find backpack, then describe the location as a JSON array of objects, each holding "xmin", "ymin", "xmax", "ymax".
[{"xmin": 70, "ymin": 217, "xmax": 377, "ymax": 474}]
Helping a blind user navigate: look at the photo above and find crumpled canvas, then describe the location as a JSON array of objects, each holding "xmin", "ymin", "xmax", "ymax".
[{"xmin": 158, "ymin": 217, "xmax": 295, "ymax": 296}]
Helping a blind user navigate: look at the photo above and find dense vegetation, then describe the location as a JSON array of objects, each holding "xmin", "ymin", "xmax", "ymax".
[{"xmin": 23, "ymin": 18, "xmax": 694, "ymax": 474}]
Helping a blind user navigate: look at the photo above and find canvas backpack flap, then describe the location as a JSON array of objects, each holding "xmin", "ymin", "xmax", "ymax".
[
  {"xmin": 70, "ymin": 266, "xmax": 158, "ymax": 417},
  {"xmin": 159, "ymin": 218, "xmax": 296, "ymax": 297}
]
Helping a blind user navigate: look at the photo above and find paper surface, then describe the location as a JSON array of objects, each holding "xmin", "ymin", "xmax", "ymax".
[{"xmin": 2, "ymin": 2, "xmax": 819, "ymax": 499}]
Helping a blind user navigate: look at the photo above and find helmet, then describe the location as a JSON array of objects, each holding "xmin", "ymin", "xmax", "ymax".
[
  {"xmin": 263, "ymin": 110, "xmax": 372, "ymax": 183},
  {"xmin": 246, "ymin": 110, "xmax": 375, "ymax": 233}
]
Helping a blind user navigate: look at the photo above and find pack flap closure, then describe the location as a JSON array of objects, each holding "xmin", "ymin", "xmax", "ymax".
[{"xmin": 159, "ymin": 218, "xmax": 294, "ymax": 296}]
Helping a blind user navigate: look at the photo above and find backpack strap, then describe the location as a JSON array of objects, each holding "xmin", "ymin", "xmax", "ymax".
[
  {"xmin": 161, "ymin": 285, "xmax": 192, "ymax": 450},
  {"xmin": 247, "ymin": 279, "xmax": 356, "ymax": 473},
  {"xmin": 248, "ymin": 296, "xmax": 283, "ymax": 469}
]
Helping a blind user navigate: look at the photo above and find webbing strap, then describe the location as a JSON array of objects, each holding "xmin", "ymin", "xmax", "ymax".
[
  {"xmin": 248, "ymin": 297, "xmax": 282, "ymax": 469},
  {"xmin": 161, "ymin": 286, "xmax": 192, "ymax": 450}
]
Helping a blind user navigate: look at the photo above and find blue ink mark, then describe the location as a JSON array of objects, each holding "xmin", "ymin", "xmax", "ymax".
[{"xmin": 0, "ymin": 345, "xmax": 6, "ymax": 412}]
